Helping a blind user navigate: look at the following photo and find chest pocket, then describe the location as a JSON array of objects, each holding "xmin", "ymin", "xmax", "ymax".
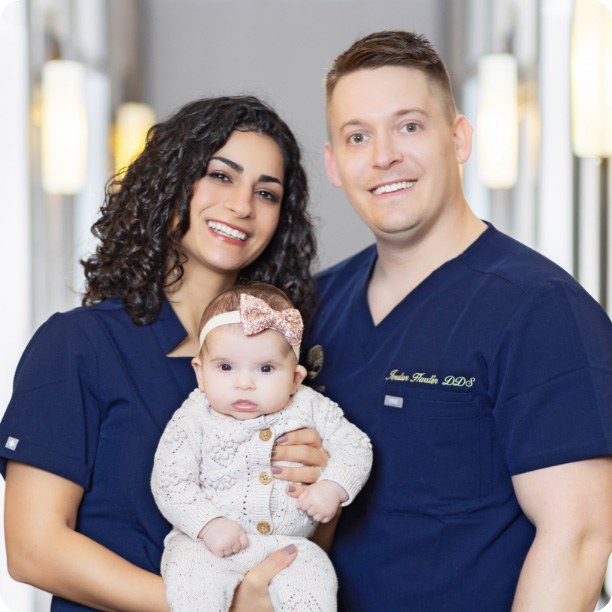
[{"xmin": 374, "ymin": 383, "xmax": 486, "ymax": 516}]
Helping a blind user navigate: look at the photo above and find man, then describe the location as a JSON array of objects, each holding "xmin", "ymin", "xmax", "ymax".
[{"xmin": 304, "ymin": 30, "xmax": 612, "ymax": 611}]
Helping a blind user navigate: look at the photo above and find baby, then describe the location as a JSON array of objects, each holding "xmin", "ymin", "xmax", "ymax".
[{"xmin": 151, "ymin": 282, "xmax": 373, "ymax": 611}]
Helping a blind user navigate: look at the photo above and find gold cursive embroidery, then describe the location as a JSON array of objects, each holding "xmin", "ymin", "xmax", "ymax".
[
  {"xmin": 441, "ymin": 375, "xmax": 476, "ymax": 388},
  {"xmin": 410, "ymin": 372, "xmax": 439, "ymax": 385},
  {"xmin": 385, "ymin": 369, "xmax": 410, "ymax": 381},
  {"xmin": 386, "ymin": 369, "xmax": 477, "ymax": 387}
]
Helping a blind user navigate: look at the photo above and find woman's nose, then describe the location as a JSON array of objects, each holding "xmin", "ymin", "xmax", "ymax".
[{"xmin": 225, "ymin": 188, "xmax": 254, "ymax": 219}]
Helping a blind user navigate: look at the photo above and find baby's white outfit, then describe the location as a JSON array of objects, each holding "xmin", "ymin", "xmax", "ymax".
[{"xmin": 151, "ymin": 385, "xmax": 372, "ymax": 612}]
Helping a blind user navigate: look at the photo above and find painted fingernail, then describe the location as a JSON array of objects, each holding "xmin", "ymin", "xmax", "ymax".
[
  {"xmin": 270, "ymin": 449, "xmax": 277, "ymax": 458},
  {"xmin": 272, "ymin": 467, "xmax": 283, "ymax": 474},
  {"xmin": 287, "ymin": 485, "xmax": 296, "ymax": 493},
  {"xmin": 276, "ymin": 434, "xmax": 288, "ymax": 444},
  {"xmin": 284, "ymin": 544, "xmax": 297, "ymax": 555}
]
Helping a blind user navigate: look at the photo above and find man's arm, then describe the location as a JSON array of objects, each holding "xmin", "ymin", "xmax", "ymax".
[{"xmin": 511, "ymin": 456, "xmax": 612, "ymax": 612}]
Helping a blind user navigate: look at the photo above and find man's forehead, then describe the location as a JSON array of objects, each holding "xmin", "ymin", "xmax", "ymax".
[{"xmin": 328, "ymin": 69, "xmax": 433, "ymax": 118}]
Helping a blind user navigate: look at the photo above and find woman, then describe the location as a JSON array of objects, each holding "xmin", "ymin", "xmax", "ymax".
[{"xmin": 0, "ymin": 96, "xmax": 325, "ymax": 611}]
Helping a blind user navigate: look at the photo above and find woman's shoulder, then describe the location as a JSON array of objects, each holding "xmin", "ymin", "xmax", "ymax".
[
  {"xmin": 41, "ymin": 297, "xmax": 127, "ymax": 328},
  {"xmin": 28, "ymin": 298, "xmax": 130, "ymax": 352}
]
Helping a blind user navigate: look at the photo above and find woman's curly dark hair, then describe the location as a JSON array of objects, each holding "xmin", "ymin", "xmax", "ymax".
[{"xmin": 81, "ymin": 96, "xmax": 317, "ymax": 325}]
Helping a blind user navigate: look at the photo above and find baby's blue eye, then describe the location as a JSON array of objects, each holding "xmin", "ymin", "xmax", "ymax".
[
  {"xmin": 219, "ymin": 363, "xmax": 231, "ymax": 371},
  {"xmin": 260, "ymin": 365, "xmax": 273, "ymax": 373}
]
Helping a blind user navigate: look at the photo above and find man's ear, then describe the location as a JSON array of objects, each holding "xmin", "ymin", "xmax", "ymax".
[
  {"xmin": 453, "ymin": 114, "xmax": 473, "ymax": 165},
  {"xmin": 192, "ymin": 356, "xmax": 205, "ymax": 390},
  {"xmin": 324, "ymin": 143, "xmax": 343, "ymax": 188}
]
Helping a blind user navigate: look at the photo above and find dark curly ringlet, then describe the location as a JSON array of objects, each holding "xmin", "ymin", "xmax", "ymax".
[{"xmin": 81, "ymin": 96, "xmax": 317, "ymax": 326}]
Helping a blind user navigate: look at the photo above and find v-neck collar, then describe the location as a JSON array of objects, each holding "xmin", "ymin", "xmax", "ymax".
[
  {"xmin": 152, "ymin": 299, "xmax": 190, "ymax": 357},
  {"xmin": 356, "ymin": 223, "xmax": 495, "ymax": 334}
]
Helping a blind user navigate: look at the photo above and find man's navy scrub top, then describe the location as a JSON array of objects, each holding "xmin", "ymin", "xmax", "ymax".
[{"xmin": 304, "ymin": 224, "xmax": 612, "ymax": 612}]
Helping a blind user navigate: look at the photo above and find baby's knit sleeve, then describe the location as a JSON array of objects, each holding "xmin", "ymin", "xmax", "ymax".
[
  {"xmin": 151, "ymin": 392, "xmax": 224, "ymax": 540},
  {"xmin": 306, "ymin": 387, "xmax": 373, "ymax": 505}
]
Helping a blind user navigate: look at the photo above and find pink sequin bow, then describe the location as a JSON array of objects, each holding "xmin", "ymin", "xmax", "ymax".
[{"xmin": 240, "ymin": 293, "xmax": 303, "ymax": 350}]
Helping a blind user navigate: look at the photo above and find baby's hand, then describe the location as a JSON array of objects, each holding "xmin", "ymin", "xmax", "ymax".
[
  {"xmin": 199, "ymin": 517, "xmax": 249, "ymax": 557},
  {"xmin": 296, "ymin": 480, "xmax": 348, "ymax": 523}
]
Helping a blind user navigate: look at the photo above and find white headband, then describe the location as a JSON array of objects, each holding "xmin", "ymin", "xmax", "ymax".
[{"xmin": 198, "ymin": 293, "xmax": 303, "ymax": 358}]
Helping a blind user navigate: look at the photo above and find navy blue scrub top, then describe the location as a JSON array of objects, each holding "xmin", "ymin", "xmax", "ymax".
[
  {"xmin": 0, "ymin": 298, "xmax": 196, "ymax": 611},
  {"xmin": 304, "ymin": 224, "xmax": 612, "ymax": 612}
]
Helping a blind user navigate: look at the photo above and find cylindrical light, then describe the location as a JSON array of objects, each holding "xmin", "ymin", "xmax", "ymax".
[
  {"xmin": 477, "ymin": 53, "xmax": 519, "ymax": 189},
  {"xmin": 113, "ymin": 102, "xmax": 155, "ymax": 175},
  {"xmin": 571, "ymin": 0, "xmax": 612, "ymax": 158},
  {"xmin": 41, "ymin": 60, "xmax": 88, "ymax": 195}
]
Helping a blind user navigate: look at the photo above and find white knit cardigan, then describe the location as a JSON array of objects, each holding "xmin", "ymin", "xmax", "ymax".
[{"xmin": 151, "ymin": 385, "xmax": 373, "ymax": 540}]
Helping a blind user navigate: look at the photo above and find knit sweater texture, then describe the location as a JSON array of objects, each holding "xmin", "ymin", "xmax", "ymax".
[{"xmin": 151, "ymin": 385, "xmax": 372, "ymax": 611}]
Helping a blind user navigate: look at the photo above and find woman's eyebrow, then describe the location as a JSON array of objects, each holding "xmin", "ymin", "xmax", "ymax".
[
  {"xmin": 211, "ymin": 155, "xmax": 282, "ymax": 185},
  {"xmin": 210, "ymin": 156, "xmax": 243, "ymax": 172}
]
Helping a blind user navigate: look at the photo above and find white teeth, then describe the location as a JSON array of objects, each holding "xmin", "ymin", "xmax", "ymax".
[
  {"xmin": 207, "ymin": 221, "xmax": 247, "ymax": 241},
  {"xmin": 371, "ymin": 181, "xmax": 415, "ymax": 195}
]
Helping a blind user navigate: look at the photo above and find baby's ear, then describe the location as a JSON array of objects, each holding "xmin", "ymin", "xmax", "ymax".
[
  {"xmin": 293, "ymin": 364, "xmax": 307, "ymax": 389},
  {"xmin": 192, "ymin": 356, "xmax": 205, "ymax": 390}
]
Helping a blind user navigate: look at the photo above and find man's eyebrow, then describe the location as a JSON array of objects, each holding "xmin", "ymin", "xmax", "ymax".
[
  {"xmin": 338, "ymin": 108, "xmax": 430, "ymax": 132},
  {"xmin": 210, "ymin": 156, "xmax": 282, "ymax": 185}
]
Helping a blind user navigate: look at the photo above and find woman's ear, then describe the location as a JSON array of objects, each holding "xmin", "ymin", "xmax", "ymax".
[{"xmin": 192, "ymin": 356, "xmax": 205, "ymax": 390}]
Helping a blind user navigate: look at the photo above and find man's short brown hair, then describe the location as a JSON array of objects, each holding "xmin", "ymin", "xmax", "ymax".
[{"xmin": 326, "ymin": 30, "xmax": 457, "ymax": 123}]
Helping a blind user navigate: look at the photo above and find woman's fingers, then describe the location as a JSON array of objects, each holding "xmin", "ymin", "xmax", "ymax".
[
  {"xmin": 272, "ymin": 443, "xmax": 328, "ymax": 467},
  {"xmin": 230, "ymin": 545, "xmax": 298, "ymax": 612},
  {"xmin": 272, "ymin": 427, "xmax": 328, "ymax": 484},
  {"xmin": 275, "ymin": 428, "xmax": 322, "ymax": 448},
  {"xmin": 272, "ymin": 464, "xmax": 322, "ymax": 484},
  {"xmin": 285, "ymin": 484, "xmax": 307, "ymax": 498}
]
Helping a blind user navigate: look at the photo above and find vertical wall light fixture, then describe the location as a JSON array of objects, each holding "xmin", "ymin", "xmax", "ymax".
[
  {"xmin": 571, "ymin": 0, "xmax": 612, "ymax": 311},
  {"xmin": 41, "ymin": 59, "xmax": 88, "ymax": 195},
  {"xmin": 113, "ymin": 102, "xmax": 155, "ymax": 175},
  {"xmin": 476, "ymin": 53, "xmax": 519, "ymax": 190},
  {"xmin": 571, "ymin": 0, "xmax": 612, "ymax": 158}
]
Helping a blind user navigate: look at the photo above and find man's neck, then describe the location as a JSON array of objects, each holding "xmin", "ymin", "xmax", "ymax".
[{"xmin": 367, "ymin": 210, "xmax": 486, "ymax": 325}]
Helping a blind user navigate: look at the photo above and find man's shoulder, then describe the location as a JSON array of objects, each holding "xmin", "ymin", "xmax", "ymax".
[{"xmin": 464, "ymin": 225, "xmax": 578, "ymax": 293}]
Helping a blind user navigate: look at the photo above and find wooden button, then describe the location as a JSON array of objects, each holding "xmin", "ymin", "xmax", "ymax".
[
  {"xmin": 259, "ymin": 471, "xmax": 272, "ymax": 485},
  {"xmin": 256, "ymin": 521, "xmax": 271, "ymax": 535},
  {"xmin": 259, "ymin": 429, "xmax": 273, "ymax": 441}
]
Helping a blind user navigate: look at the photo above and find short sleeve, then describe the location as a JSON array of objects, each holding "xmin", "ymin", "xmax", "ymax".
[
  {"xmin": 492, "ymin": 280, "xmax": 612, "ymax": 475},
  {"xmin": 0, "ymin": 312, "xmax": 100, "ymax": 487}
]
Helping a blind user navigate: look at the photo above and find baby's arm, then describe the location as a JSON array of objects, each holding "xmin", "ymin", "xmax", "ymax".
[
  {"xmin": 296, "ymin": 479, "xmax": 348, "ymax": 523},
  {"xmin": 198, "ymin": 517, "xmax": 249, "ymax": 557}
]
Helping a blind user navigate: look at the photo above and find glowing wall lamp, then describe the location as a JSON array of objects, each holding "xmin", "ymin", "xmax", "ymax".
[
  {"xmin": 41, "ymin": 60, "xmax": 88, "ymax": 195},
  {"xmin": 113, "ymin": 102, "xmax": 155, "ymax": 175},
  {"xmin": 570, "ymin": 0, "xmax": 612, "ymax": 158},
  {"xmin": 477, "ymin": 53, "xmax": 519, "ymax": 189}
]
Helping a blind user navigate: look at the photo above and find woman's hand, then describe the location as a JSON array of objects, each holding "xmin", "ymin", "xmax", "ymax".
[
  {"xmin": 271, "ymin": 428, "xmax": 329, "ymax": 497},
  {"xmin": 230, "ymin": 544, "xmax": 298, "ymax": 612}
]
